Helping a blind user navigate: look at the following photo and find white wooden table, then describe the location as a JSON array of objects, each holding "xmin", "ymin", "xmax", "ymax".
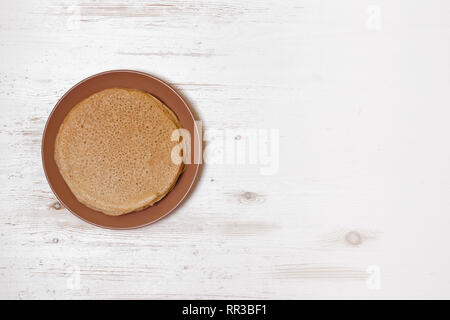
[{"xmin": 1, "ymin": 0, "xmax": 450, "ymax": 299}]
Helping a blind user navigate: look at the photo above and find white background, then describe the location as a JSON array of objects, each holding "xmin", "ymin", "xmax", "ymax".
[{"xmin": 1, "ymin": 0, "xmax": 450, "ymax": 299}]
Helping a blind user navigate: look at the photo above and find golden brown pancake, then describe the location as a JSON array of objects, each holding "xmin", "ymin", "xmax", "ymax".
[{"xmin": 54, "ymin": 88, "xmax": 184, "ymax": 216}]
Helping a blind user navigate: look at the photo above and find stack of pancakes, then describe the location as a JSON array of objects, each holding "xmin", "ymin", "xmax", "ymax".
[{"xmin": 54, "ymin": 88, "xmax": 184, "ymax": 216}]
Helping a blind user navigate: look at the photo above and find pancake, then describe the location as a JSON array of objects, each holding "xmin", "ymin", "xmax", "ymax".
[{"xmin": 54, "ymin": 88, "xmax": 184, "ymax": 216}]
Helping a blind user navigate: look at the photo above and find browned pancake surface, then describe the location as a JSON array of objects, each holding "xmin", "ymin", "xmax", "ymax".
[{"xmin": 55, "ymin": 88, "xmax": 183, "ymax": 216}]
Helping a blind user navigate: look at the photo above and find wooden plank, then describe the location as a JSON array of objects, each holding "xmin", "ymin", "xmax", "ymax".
[{"xmin": 1, "ymin": 0, "xmax": 450, "ymax": 299}]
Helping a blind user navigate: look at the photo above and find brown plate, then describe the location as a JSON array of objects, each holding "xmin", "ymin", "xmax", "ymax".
[{"xmin": 42, "ymin": 70, "xmax": 201, "ymax": 229}]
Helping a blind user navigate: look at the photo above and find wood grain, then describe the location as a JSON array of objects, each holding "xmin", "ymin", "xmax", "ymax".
[{"xmin": 1, "ymin": 0, "xmax": 450, "ymax": 299}]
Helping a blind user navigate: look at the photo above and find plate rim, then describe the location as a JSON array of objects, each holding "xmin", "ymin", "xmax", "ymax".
[{"xmin": 41, "ymin": 69, "xmax": 201, "ymax": 230}]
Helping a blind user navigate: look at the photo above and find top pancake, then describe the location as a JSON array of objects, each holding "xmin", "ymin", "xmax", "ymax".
[{"xmin": 54, "ymin": 88, "xmax": 184, "ymax": 216}]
